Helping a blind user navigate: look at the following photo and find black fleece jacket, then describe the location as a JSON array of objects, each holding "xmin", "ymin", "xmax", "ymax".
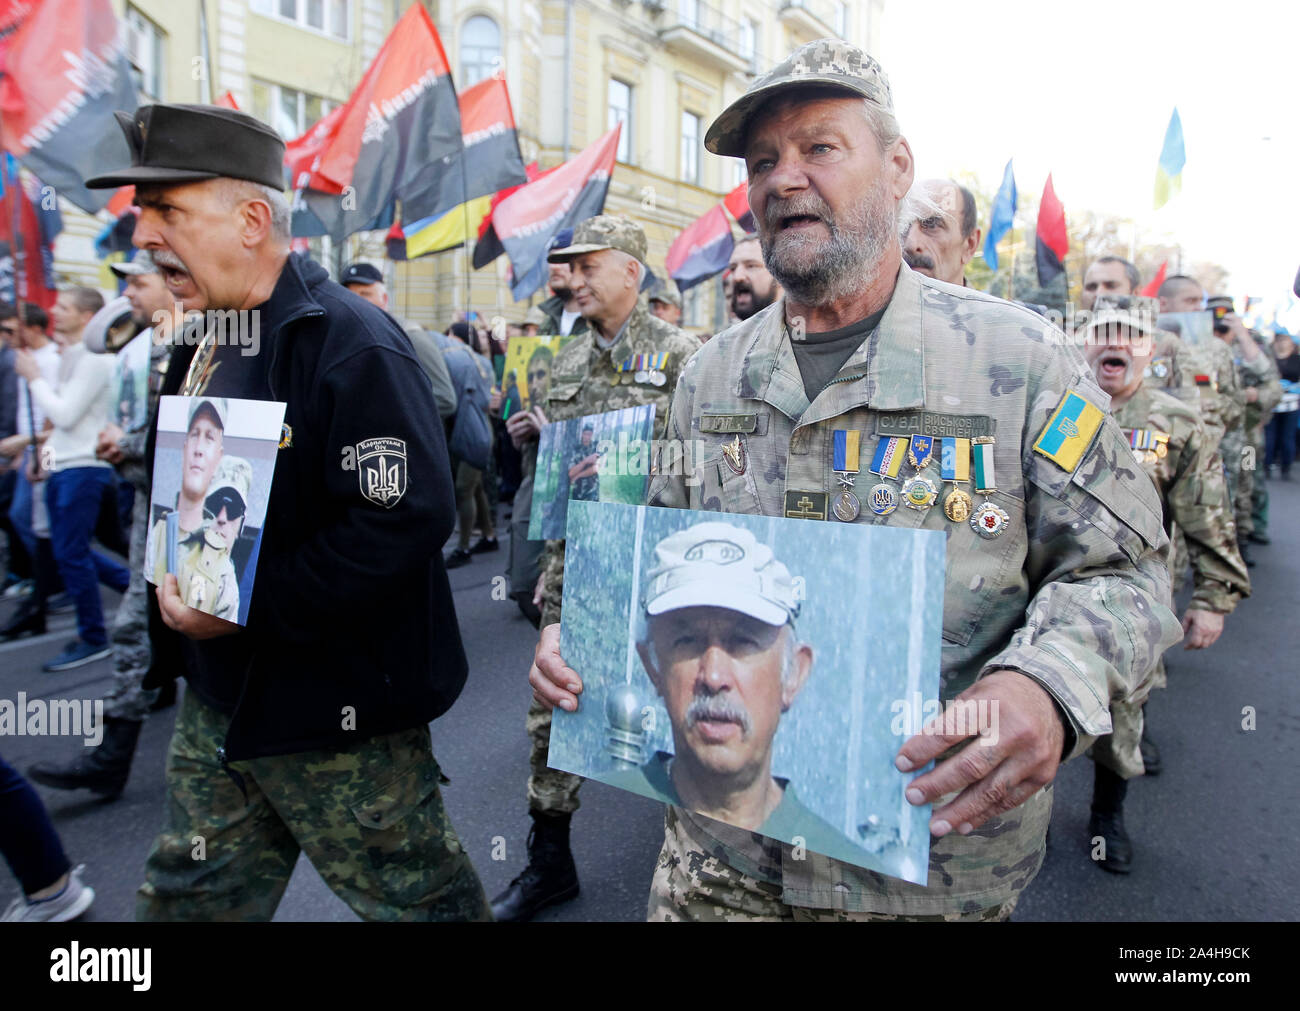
[{"xmin": 145, "ymin": 253, "xmax": 468, "ymax": 760}]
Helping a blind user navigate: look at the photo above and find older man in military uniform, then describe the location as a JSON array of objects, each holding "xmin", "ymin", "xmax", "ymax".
[
  {"xmin": 504, "ymin": 233, "xmax": 591, "ymax": 627},
  {"xmin": 145, "ymin": 397, "xmax": 239, "ymax": 621},
  {"xmin": 492, "ymin": 214, "xmax": 702, "ymax": 922},
  {"xmin": 531, "ymin": 40, "xmax": 1180, "ymax": 922},
  {"xmin": 1080, "ymin": 297, "xmax": 1249, "ymax": 873}
]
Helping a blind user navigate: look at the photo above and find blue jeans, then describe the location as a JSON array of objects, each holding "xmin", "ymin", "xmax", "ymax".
[
  {"xmin": 46, "ymin": 467, "xmax": 130, "ymax": 647},
  {"xmin": 7, "ymin": 459, "xmax": 37, "ymax": 562},
  {"xmin": 0, "ymin": 752, "xmax": 70, "ymax": 895},
  {"xmin": 1266, "ymin": 411, "xmax": 1298, "ymax": 474}
]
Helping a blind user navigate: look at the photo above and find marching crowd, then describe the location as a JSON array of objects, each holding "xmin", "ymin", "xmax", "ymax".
[{"xmin": 0, "ymin": 38, "xmax": 1291, "ymax": 923}]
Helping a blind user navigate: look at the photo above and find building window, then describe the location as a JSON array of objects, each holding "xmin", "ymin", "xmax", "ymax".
[
  {"xmin": 731, "ymin": 158, "xmax": 747, "ymax": 190},
  {"xmin": 251, "ymin": 0, "xmax": 350, "ymax": 41},
  {"xmin": 460, "ymin": 15, "xmax": 501, "ymax": 88},
  {"xmin": 608, "ymin": 79, "xmax": 632, "ymax": 163},
  {"xmin": 252, "ymin": 79, "xmax": 333, "ymax": 138},
  {"xmin": 739, "ymin": 17, "xmax": 758, "ymax": 61},
  {"xmin": 681, "ymin": 111, "xmax": 701, "ymax": 184},
  {"xmin": 125, "ymin": 5, "xmax": 164, "ymax": 102},
  {"xmin": 834, "ymin": 1, "xmax": 848, "ymax": 37}
]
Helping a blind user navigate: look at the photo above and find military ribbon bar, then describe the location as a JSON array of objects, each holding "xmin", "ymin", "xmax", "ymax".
[
  {"xmin": 973, "ymin": 437, "xmax": 996, "ymax": 493},
  {"xmin": 869, "ymin": 436, "xmax": 905, "ymax": 478},
  {"xmin": 941, "ymin": 438, "xmax": 971, "ymax": 482},
  {"xmin": 832, "ymin": 429, "xmax": 861, "ymax": 473}
]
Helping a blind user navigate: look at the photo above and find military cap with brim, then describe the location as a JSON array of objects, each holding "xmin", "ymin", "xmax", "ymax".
[
  {"xmin": 547, "ymin": 215, "xmax": 647, "ymax": 265},
  {"xmin": 705, "ymin": 38, "xmax": 895, "ymax": 158},
  {"xmin": 109, "ymin": 250, "xmax": 159, "ymax": 278},
  {"xmin": 650, "ymin": 285, "xmax": 682, "ymax": 308},
  {"xmin": 85, "ymin": 104, "xmax": 286, "ymax": 191},
  {"xmin": 644, "ymin": 521, "xmax": 800, "ymax": 627},
  {"xmin": 341, "ymin": 262, "xmax": 384, "ymax": 286}
]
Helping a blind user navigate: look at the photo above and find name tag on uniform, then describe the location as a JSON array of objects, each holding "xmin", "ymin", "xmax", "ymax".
[
  {"xmin": 700, "ymin": 413, "xmax": 758, "ymax": 434},
  {"xmin": 1033, "ymin": 391, "xmax": 1104, "ymax": 472},
  {"xmin": 876, "ymin": 411, "xmax": 996, "ymax": 440}
]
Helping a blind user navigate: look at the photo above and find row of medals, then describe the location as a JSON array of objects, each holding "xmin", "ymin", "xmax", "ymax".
[
  {"xmin": 830, "ymin": 436, "xmax": 1009, "ymax": 539},
  {"xmin": 611, "ymin": 361, "xmax": 668, "ymax": 387}
]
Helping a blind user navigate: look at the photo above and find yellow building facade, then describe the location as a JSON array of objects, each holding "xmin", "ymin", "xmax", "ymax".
[{"xmin": 53, "ymin": 0, "xmax": 884, "ymax": 334}]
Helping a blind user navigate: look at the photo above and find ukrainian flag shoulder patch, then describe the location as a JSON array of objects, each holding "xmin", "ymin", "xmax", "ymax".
[{"xmin": 1033, "ymin": 391, "xmax": 1105, "ymax": 472}]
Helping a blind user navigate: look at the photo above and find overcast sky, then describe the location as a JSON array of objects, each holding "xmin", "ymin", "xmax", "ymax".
[{"xmin": 879, "ymin": 0, "xmax": 1298, "ymax": 313}]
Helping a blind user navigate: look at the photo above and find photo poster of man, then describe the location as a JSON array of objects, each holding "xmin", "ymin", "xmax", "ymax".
[
  {"xmin": 500, "ymin": 334, "xmax": 574, "ymax": 419},
  {"xmin": 550, "ymin": 501, "xmax": 946, "ymax": 885},
  {"xmin": 528, "ymin": 404, "xmax": 656, "ymax": 542},
  {"xmin": 145, "ymin": 395, "xmax": 287, "ymax": 626},
  {"xmin": 1156, "ymin": 310, "xmax": 1214, "ymax": 347},
  {"xmin": 112, "ymin": 331, "xmax": 152, "ymax": 432}
]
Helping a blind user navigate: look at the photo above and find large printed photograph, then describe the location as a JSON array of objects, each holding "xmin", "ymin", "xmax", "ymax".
[
  {"xmin": 144, "ymin": 395, "xmax": 287, "ymax": 626},
  {"xmin": 550, "ymin": 501, "xmax": 946, "ymax": 884},
  {"xmin": 528, "ymin": 404, "xmax": 655, "ymax": 540},
  {"xmin": 500, "ymin": 333, "xmax": 575, "ymax": 419}
]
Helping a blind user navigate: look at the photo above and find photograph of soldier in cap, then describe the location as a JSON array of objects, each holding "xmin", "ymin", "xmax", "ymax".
[
  {"xmin": 549, "ymin": 502, "xmax": 945, "ymax": 883},
  {"xmin": 145, "ymin": 395, "xmax": 285, "ymax": 625},
  {"xmin": 528, "ymin": 404, "xmax": 654, "ymax": 540},
  {"xmin": 501, "ymin": 334, "xmax": 571, "ymax": 416}
]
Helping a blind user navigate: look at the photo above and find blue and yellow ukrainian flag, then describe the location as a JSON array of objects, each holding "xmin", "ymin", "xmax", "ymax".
[
  {"xmin": 1154, "ymin": 109, "xmax": 1185, "ymax": 211},
  {"xmin": 1033, "ymin": 391, "xmax": 1104, "ymax": 472}
]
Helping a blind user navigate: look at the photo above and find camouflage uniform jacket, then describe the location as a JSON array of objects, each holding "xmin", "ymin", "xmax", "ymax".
[
  {"xmin": 538, "ymin": 303, "xmax": 701, "ymax": 625},
  {"xmin": 1238, "ymin": 339, "xmax": 1283, "ymax": 430},
  {"xmin": 647, "ymin": 263, "xmax": 1182, "ymax": 915},
  {"xmin": 1114, "ymin": 387, "xmax": 1249, "ymax": 614},
  {"xmin": 1143, "ymin": 332, "xmax": 1241, "ymax": 446}
]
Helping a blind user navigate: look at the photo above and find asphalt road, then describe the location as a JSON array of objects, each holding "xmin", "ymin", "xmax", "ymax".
[{"xmin": 2, "ymin": 479, "xmax": 1296, "ymax": 922}]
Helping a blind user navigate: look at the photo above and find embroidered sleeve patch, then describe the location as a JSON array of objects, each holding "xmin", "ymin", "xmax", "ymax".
[
  {"xmin": 357, "ymin": 437, "xmax": 407, "ymax": 508},
  {"xmin": 1033, "ymin": 391, "xmax": 1104, "ymax": 472}
]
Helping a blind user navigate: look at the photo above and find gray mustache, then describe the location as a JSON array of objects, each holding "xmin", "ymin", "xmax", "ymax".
[
  {"xmin": 763, "ymin": 193, "xmax": 834, "ymax": 231},
  {"xmin": 685, "ymin": 695, "xmax": 752, "ymax": 735}
]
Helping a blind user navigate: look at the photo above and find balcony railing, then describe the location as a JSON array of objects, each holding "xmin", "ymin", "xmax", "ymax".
[
  {"xmin": 657, "ymin": 2, "xmax": 754, "ymax": 74},
  {"xmin": 778, "ymin": 0, "xmax": 848, "ymax": 39}
]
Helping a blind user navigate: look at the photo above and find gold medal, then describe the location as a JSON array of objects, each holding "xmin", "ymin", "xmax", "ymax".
[{"xmin": 943, "ymin": 487, "xmax": 973, "ymax": 522}]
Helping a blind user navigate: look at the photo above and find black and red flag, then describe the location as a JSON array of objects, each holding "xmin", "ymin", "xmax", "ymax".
[
  {"xmin": 723, "ymin": 180, "xmax": 756, "ymax": 233},
  {"xmin": 1035, "ymin": 173, "xmax": 1068, "ymax": 288},
  {"xmin": 487, "ymin": 124, "xmax": 620, "ymax": 300},
  {"xmin": 0, "ymin": 0, "xmax": 138, "ymax": 214},
  {"xmin": 291, "ymin": 4, "xmax": 463, "ymax": 240},
  {"xmin": 667, "ymin": 204, "xmax": 734, "ymax": 292}
]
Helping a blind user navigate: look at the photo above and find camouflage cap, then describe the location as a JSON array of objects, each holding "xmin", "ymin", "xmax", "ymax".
[
  {"xmin": 644, "ymin": 521, "xmax": 799, "ymax": 627},
  {"xmin": 1084, "ymin": 295, "xmax": 1160, "ymax": 341},
  {"xmin": 187, "ymin": 396, "xmax": 228, "ymax": 432},
  {"xmin": 649, "ymin": 283, "xmax": 682, "ymax": 308},
  {"xmin": 547, "ymin": 214, "xmax": 647, "ymax": 265},
  {"xmin": 205, "ymin": 455, "xmax": 252, "ymax": 518},
  {"xmin": 522, "ymin": 305, "xmax": 547, "ymax": 328},
  {"xmin": 705, "ymin": 38, "xmax": 894, "ymax": 157}
]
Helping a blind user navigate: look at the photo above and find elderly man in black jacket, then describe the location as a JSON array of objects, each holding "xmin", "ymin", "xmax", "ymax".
[{"xmin": 87, "ymin": 103, "xmax": 489, "ymax": 922}]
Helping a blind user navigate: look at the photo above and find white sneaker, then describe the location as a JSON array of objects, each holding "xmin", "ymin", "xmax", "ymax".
[{"xmin": 2, "ymin": 864, "xmax": 95, "ymax": 922}]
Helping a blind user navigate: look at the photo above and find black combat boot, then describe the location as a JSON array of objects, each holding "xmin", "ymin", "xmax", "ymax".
[
  {"xmin": 1088, "ymin": 764, "xmax": 1133, "ymax": 874},
  {"xmin": 490, "ymin": 811, "xmax": 580, "ymax": 922},
  {"xmin": 1139, "ymin": 706, "xmax": 1161, "ymax": 776},
  {"xmin": 27, "ymin": 717, "xmax": 143, "ymax": 799}
]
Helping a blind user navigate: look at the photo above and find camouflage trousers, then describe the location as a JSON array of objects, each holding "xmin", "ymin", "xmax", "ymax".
[
  {"xmin": 647, "ymin": 807, "xmax": 1018, "ymax": 922},
  {"xmin": 137, "ymin": 690, "xmax": 491, "ymax": 922},
  {"xmin": 105, "ymin": 484, "xmax": 156, "ymax": 721},
  {"xmin": 1088, "ymin": 697, "xmax": 1146, "ymax": 781},
  {"xmin": 526, "ymin": 697, "xmax": 583, "ymax": 815},
  {"xmin": 1251, "ymin": 427, "xmax": 1269, "ymax": 536}
]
